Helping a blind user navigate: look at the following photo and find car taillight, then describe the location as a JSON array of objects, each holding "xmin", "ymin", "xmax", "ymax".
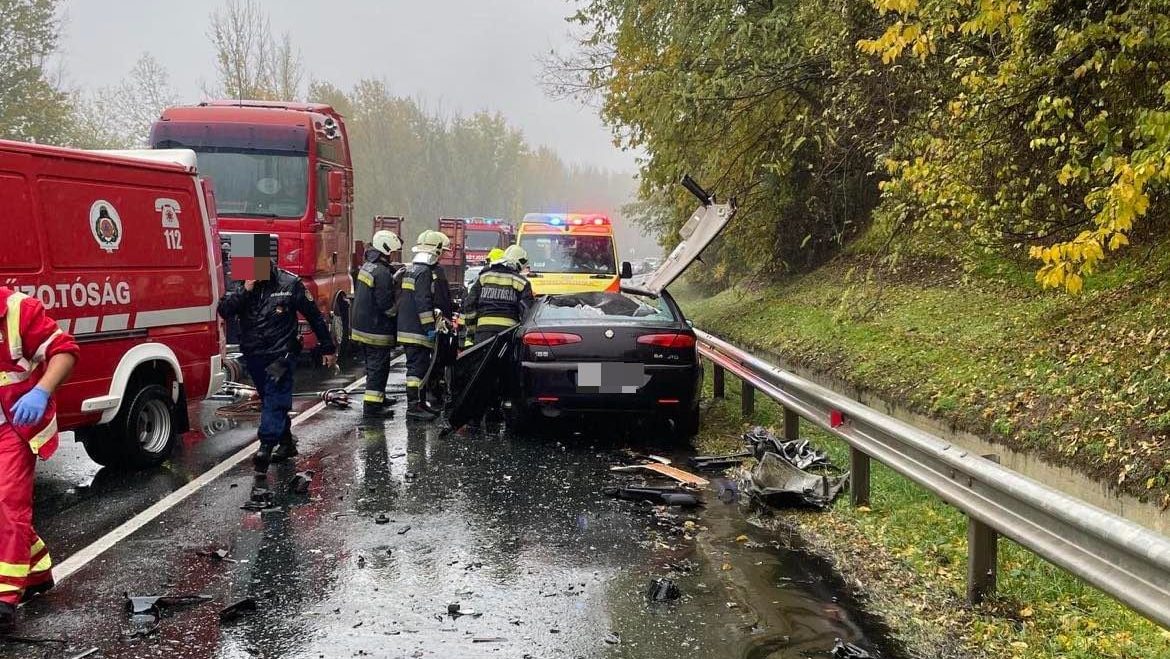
[
  {"xmin": 522, "ymin": 331, "xmax": 583, "ymax": 346},
  {"xmin": 637, "ymin": 333, "xmax": 696, "ymax": 349}
]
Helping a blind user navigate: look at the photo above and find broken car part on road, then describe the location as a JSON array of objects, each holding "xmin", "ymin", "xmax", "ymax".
[{"xmin": 741, "ymin": 426, "xmax": 848, "ymax": 509}]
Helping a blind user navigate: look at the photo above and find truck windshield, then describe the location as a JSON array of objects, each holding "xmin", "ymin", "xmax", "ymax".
[
  {"xmin": 195, "ymin": 151, "xmax": 308, "ymax": 219},
  {"xmin": 519, "ymin": 234, "xmax": 616, "ymax": 275},
  {"xmin": 465, "ymin": 230, "xmax": 502, "ymax": 251}
]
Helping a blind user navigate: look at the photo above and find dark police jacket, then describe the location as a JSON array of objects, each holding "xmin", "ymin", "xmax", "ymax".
[
  {"xmin": 463, "ymin": 264, "xmax": 534, "ymax": 333},
  {"xmin": 351, "ymin": 248, "xmax": 400, "ymax": 347},
  {"xmin": 217, "ymin": 266, "xmax": 335, "ymax": 360},
  {"xmin": 396, "ymin": 260, "xmax": 453, "ymax": 348}
]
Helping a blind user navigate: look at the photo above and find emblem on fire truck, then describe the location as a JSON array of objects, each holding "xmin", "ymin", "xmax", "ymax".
[
  {"xmin": 156, "ymin": 198, "xmax": 181, "ymax": 228},
  {"xmin": 89, "ymin": 200, "xmax": 123, "ymax": 253}
]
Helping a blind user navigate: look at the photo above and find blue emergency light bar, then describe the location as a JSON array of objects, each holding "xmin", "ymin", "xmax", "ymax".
[{"xmin": 521, "ymin": 213, "xmax": 610, "ymax": 226}]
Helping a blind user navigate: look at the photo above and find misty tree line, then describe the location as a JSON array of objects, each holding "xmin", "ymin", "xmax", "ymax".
[{"xmin": 1, "ymin": 0, "xmax": 647, "ymax": 253}]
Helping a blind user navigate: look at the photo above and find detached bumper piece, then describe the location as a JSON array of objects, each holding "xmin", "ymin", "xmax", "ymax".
[{"xmin": 743, "ymin": 426, "xmax": 848, "ymax": 509}]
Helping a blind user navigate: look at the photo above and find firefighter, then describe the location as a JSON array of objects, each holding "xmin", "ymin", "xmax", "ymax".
[
  {"xmin": 0, "ymin": 286, "xmax": 78, "ymax": 634},
  {"xmin": 397, "ymin": 230, "xmax": 453, "ymax": 420},
  {"xmin": 217, "ymin": 256, "xmax": 336, "ymax": 488},
  {"xmin": 463, "ymin": 245, "xmax": 535, "ymax": 345},
  {"xmin": 352, "ymin": 230, "xmax": 402, "ymax": 417},
  {"xmin": 483, "ymin": 247, "xmax": 504, "ymax": 267}
]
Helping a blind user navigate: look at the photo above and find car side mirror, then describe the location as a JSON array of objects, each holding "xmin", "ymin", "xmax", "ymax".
[
  {"xmin": 686, "ymin": 319, "xmax": 694, "ymax": 328},
  {"xmin": 327, "ymin": 170, "xmax": 345, "ymax": 203},
  {"xmin": 620, "ymin": 261, "xmax": 633, "ymax": 279}
]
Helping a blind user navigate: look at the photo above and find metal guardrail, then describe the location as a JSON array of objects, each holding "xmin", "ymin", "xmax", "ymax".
[{"xmin": 695, "ymin": 328, "xmax": 1170, "ymax": 629}]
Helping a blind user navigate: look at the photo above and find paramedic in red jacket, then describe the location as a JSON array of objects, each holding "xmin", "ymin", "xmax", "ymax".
[{"xmin": 0, "ymin": 287, "xmax": 78, "ymax": 634}]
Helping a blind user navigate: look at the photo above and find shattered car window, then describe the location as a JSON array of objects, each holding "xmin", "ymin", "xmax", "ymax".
[{"xmin": 536, "ymin": 292, "xmax": 676, "ymax": 323}]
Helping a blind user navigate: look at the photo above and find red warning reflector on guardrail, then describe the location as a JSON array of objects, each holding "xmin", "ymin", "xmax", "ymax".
[{"xmin": 830, "ymin": 409, "xmax": 845, "ymax": 428}]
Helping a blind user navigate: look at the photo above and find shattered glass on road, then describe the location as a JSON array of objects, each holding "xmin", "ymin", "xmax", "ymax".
[{"xmin": 5, "ymin": 368, "xmax": 902, "ymax": 659}]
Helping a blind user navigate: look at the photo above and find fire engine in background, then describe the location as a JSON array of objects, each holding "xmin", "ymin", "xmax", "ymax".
[
  {"xmin": 0, "ymin": 140, "xmax": 225, "ymax": 468},
  {"xmin": 437, "ymin": 217, "xmax": 468, "ymax": 299},
  {"xmin": 150, "ymin": 100, "xmax": 356, "ymax": 356},
  {"xmin": 516, "ymin": 212, "xmax": 631, "ymax": 295},
  {"xmin": 371, "ymin": 215, "xmax": 405, "ymax": 263},
  {"xmin": 462, "ymin": 217, "xmax": 513, "ymax": 266}
]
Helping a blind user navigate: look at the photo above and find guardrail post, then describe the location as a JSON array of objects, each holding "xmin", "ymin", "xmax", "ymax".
[
  {"xmin": 783, "ymin": 407, "xmax": 799, "ymax": 440},
  {"xmin": 850, "ymin": 448, "xmax": 870, "ymax": 508},
  {"xmin": 713, "ymin": 363, "xmax": 725, "ymax": 398},
  {"xmin": 741, "ymin": 380, "xmax": 755, "ymax": 417},
  {"xmin": 967, "ymin": 454, "xmax": 1000, "ymax": 605}
]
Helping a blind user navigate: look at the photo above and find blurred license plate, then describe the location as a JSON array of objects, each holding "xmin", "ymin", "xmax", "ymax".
[{"xmin": 576, "ymin": 363, "xmax": 647, "ymax": 394}]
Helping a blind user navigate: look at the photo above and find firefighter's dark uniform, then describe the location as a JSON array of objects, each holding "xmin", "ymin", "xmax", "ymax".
[
  {"xmin": 463, "ymin": 263, "xmax": 534, "ymax": 344},
  {"xmin": 218, "ymin": 266, "xmax": 335, "ymax": 471},
  {"xmin": 351, "ymin": 248, "xmax": 399, "ymax": 411},
  {"xmin": 396, "ymin": 259, "xmax": 453, "ymax": 411}
]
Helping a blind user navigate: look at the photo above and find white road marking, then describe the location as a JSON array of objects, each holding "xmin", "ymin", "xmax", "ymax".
[{"xmin": 52, "ymin": 370, "xmax": 377, "ymax": 584}]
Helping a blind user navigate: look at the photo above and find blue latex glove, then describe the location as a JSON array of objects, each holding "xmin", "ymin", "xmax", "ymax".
[
  {"xmin": 11, "ymin": 387, "xmax": 50, "ymax": 426},
  {"xmin": 426, "ymin": 329, "xmax": 437, "ymax": 340}
]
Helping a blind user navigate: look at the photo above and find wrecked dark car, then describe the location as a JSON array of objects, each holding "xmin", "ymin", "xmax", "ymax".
[{"xmin": 449, "ymin": 177, "xmax": 735, "ymax": 437}]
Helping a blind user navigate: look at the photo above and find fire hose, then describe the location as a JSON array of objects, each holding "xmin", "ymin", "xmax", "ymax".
[{"xmin": 212, "ymin": 383, "xmax": 353, "ymax": 420}]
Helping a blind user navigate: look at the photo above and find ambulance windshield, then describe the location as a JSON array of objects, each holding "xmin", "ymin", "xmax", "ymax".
[{"xmin": 519, "ymin": 234, "xmax": 616, "ymax": 275}]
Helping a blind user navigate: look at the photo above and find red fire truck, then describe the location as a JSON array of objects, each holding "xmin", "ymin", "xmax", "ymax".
[
  {"xmin": 150, "ymin": 101, "xmax": 356, "ymax": 353},
  {"xmin": 1, "ymin": 140, "xmax": 225, "ymax": 468},
  {"xmin": 371, "ymin": 215, "xmax": 405, "ymax": 263},
  {"xmin": 462, "ymin": 217, "xmax": 514, "ymax": 266}
]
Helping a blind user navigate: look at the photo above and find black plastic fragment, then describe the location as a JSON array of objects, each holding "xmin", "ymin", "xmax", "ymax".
[
  {"xmin": 219, "ymin": 598, "xmax": 259, "ymax": 623},
  {"xmin": 603, "ymin": 486, "xmax": 701, "ymax": 507},
  {"xmin": 288, "ymin": 471, "xmax": 314, "ymax": 494},
  {"xmin": 646, "ymin": 578, "xmax": 681, "ymax": 602}
]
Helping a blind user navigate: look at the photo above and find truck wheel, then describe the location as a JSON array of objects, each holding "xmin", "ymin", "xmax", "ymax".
[
  {"xmin": 323, "ymin": 296, "xmax": 351, "ymax": 363},
  {"xmin": 81, "ymin": 384, "xmax": 177, "ymax": 469}
]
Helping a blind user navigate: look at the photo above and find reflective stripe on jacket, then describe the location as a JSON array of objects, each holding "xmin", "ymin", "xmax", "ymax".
[
  {"xmin": 351, "ymin": 249, "xmax": 399, "ymax": 347},
  {"xmin": 463, "ymin": 264, "xmax": 534, "ymax": 334},
  {"xmin": 0, "ymin": 287, "xmax": 80, "ymax": 460},
  {"xmin": 396, "ymin": 262, "xmax": 452, "ymax": 348}
]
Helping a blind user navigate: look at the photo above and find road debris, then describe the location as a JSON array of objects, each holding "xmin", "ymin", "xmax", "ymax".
[
  {"xmin": 472, "ymin": 637, "xmax": 507, "ymax": 643},
  {"xmin": 610, "ymin": 463, "xmax": 710, "ymax": 486},
  {"xmin": 602, "ymin": 485, "xmax": 702, "ymax": 507},
  {"xmin": 832, "ymin": 639, "xmax": 873, "ymax": 658},
  {"xmin": 242, "ymin": 486, "xmax": 277, "ymax": 511},
  {"xmin": 67, "ymin": 649, "xmax": 99, "ymax": 659},
  {"xmin": 219, "ymin": 598, "xmax": 259, "ymax": 623},
  {"xmin": 688, "ymin": 450, "xmax": 753, "ymax": 471},
  {"xmin": 375, "ymin": 513, "xmax": 390, "ymax": 524},
  {"xmin": 197, "ymin": 547, "xmax": 236, "ymax": 563},
  {"xmin": 743, "ymin": 427, "xmax": 848, "ymax": 509},
  {"xmin": 646, "ymin": 578, "xmax": 681, "ymax": 602},
  {"xmin": 288, "ymin": 470, "xmax": 314, "ymax": 494},
  {"xmin": 124, "ymin": 593, "xmax": 212, "ymax": 615}
]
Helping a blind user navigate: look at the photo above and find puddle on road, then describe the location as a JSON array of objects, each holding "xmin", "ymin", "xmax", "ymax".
[
  {"xmin": 11, "ymin": 372, "xmax": 903, "ymax": 659},
  {"xmin": 206, "ymin": 417, "xmax": 903, "ymax": 659}
]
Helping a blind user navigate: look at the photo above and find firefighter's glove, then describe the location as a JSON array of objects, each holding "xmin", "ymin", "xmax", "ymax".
[
  {"xmin": 425, "ymin": 329, "xmax": 437, "ymax": 341},
  {"xmin": 12, "ymin": 387, "xmax": 50, "ymax": 426}
]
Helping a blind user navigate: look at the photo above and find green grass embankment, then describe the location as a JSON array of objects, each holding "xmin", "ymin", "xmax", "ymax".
[
  {"xmin": 677, "ymin": 245, "xmax": 1170, "ymax": 657},
  {"xmin": 676, "ymin": 248, "xmax": 1170, "ymax": 504},
  {"xmin": 695, "ymin": 384, "xmax": 1170, "ymax": 659}
]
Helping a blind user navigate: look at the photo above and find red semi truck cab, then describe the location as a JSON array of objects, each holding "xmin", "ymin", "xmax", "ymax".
[
  {"xmin": 150, "ymin": 101, "xmax": 354, "ymax": 351},
  {"xmin": 462, "ymin": 217, "xmax": 514, "ymax": 266}
]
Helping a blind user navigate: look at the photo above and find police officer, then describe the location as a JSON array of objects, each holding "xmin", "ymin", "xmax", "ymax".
[
  {"xmin": 397, "ymin": 230, "xmax": 453, "ymax": 420},
  {"xmin": 217, "ymin": 251, "xmax": 336, "ymax": 487},
  {"xmin": 463, "ymin": 245, "xmax": 535, "ymax": 345},
  {"xmin": 352, "ymin": 230, "xmax": 402, "ymax": 417}
]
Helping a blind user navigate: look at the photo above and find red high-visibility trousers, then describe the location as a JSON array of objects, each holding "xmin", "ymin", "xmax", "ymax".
[{"xmin": 0, "ymin": 423, "xmax": 52, "ymax": 605}]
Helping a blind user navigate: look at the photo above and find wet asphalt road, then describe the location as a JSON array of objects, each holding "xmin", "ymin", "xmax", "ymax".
[{"xmin": 5, "ymin": 360, "xmax": 904, "ymax": 659}]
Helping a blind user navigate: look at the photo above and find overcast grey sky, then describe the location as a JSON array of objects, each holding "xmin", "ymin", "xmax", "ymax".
[{"xmin": 57, "ymin": 0, "xmax": 636, "ymax": 172}]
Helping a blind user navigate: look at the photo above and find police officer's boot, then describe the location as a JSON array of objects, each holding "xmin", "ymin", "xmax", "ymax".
[
  {"xmin": 405, "ymin": 388, "xmax": 437, "ymax": 421},
  {"xmin": 271, "ymin": 433, "xmax": 298, "ymax": 463}
]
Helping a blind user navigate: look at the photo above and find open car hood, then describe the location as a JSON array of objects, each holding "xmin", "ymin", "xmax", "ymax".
[{"xmin": 622, "ymin": 198, "xmax": 735, "ymax": 296}]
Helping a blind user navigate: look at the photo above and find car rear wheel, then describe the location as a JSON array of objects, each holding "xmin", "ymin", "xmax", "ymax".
[{"xmin": 81, "ymin": 383, "xmax": 178, "ymax": 469}]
